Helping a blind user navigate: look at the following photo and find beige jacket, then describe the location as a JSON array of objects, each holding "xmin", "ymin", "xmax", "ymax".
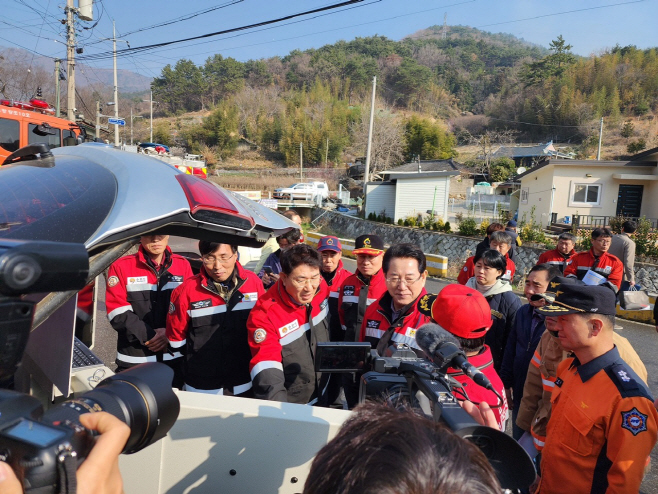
[{"xmin": 516, "ymin": 330, "xmax": 647, "ymax": 450}]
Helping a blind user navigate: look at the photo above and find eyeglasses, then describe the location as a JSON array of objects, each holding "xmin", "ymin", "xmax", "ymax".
[
  {"xmin": 385, "ymin": 274, "xmax": 423, "ymax": 287},
  {"xmin": 289, "ymin": 275, "xmax": 321, "ymax": 287},
  {"xmin": 202, "ymin": 253, "xmax": 236, "ymax": 265}
]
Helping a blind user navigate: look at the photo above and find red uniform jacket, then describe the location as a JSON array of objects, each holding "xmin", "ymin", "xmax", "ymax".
[
  {"xmin": 338, "ymin": 269, "xmax": 387, "ymax": 342},
  {"xmin": 166, "ymin": 262, "xmax": 264, "ymax": 394},
  {"xmin": 247, "ymin": 280, "xmax": 331, "ymax": 404},
  {"xmin": 360, "ymin": 290, "xmax": 431, "ymax": 356},
  {"xmin": 106, "ymin": 246, "xmax": 192, "ymax": 368},
  {"xmin": 322, "ymin": 261, "xmax": 352, "ymax": 341},
  {"xmin": 563, "ymin": 249, "xmax": 623, "ymax": 291},
  {"xmin": 448, "ymin": 345, "xmax": 509, "ymax": 431},
  {"xmin": 457, "ymin": 255, "xmax": 516, "ymax": 285},
  {"xmin": 537, "ymin": 248, "xmax": 576, "ymax": 274}
]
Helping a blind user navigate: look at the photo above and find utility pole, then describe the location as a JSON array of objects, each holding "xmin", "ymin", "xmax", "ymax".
[
  {"xmin": 112, "ymin": 21, "xmax": 119, "ymax": 146},
  {"xmin": 96, "ymin": 101, "xmax": 100, "ymax": 139},
  {"xmin": 325, "ymin": 138, "xmax": 329, "ymax": 168},
  {"xmin": 299, "ymin": 142, "xmax": 303, "ymax": 180},
  {"xmin": 143, "ymin": 91, "xmax": 157, "ymax": 142},
  {"xmin": 363, "ymin": 76, "xmax": 377, "ymax": 200},
  {"xmin": 65, "ymin": 0, "xmax": 76, "ymax": 121},
  {"xmin": 130, "ymin": 108, "xmax": 143, "ymax": 145},
  {"xmin": 596, "ymin": 117, "xmax": 604, "ymax": 160},
  {"xmin": 54, "ymin": 59, "xmax": 61, "ymax": 117}
]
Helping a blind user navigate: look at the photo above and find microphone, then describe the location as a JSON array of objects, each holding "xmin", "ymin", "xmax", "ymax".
[{"xmin": 416, "ymin": 323, "xmax": 494, "ymax": 392}]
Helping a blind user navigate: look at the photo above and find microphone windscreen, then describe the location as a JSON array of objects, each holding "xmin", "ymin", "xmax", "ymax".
[{"xmin": 415, "ymin": 323, "xmax": 460, "ymax": 356}]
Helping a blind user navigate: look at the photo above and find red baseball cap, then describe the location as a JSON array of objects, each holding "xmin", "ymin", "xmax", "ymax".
[{"xmin": 417, "ymin": 284, "xmax": 492, "ymax": 339}]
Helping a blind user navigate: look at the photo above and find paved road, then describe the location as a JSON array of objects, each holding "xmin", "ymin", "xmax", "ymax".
[{"xmin": 93, "ymin": 256, "xmax": 658, "ymax": 493}]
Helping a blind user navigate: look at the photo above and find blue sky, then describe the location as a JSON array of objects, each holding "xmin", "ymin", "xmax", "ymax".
[{"xmin": 3, "ymin": 0, "xmax": 657, "ymax": 80}]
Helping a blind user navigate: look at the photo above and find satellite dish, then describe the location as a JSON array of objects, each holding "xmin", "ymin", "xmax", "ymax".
[{"xmin": 516, "ymin": 167, "xmax": 527, "ymax": 175}]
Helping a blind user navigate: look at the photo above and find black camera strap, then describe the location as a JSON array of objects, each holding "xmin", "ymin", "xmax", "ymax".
[{"xmin": 57, "ymin": 450, "xmax": 78, "ymax": 494}]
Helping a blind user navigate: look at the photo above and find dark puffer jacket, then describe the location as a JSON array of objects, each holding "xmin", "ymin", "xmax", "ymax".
[
  {"xmin": 499, "ymin": 303, "xmax": 546, "ymax": 409},
  {"xmin": 466, "ymin": 278, "xmax": 522, "ymax": 372}
]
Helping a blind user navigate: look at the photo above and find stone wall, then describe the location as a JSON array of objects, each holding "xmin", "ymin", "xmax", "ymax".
[{"xmin": 311, "ymin": 209, "xmax": 658, "ymax": 292}]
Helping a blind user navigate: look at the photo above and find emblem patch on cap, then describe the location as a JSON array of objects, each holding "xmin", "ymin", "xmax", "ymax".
[
  {"xmin": 253, "ymin": 328, "xmax": 267, "ymax": 344},
  {"xmin": 621, "ymin": 407, "xmax": 648, "ymax": 436},
  {"xmin": 168, "ymin": 302, "xmax": 176, "ymax": 314},
  {"xmin": 327, "ymin": 238, "xmax": 334, "ymax": 245},
  {"xmin": 363, "ymin": 237, "xmax": 371, "ymax": 246},
  {"xmin": 108, "ymin": 276, "xmax": 119, "ymax": 287}
]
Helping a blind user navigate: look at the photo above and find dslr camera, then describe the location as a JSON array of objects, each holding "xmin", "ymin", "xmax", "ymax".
[
  {"xmin": 0, "ymin": 240, "xmax": 180, "ymax": 493},
  {"xmin": 316, "ymin": 340, "xmax": 536, "ymax": 491}
]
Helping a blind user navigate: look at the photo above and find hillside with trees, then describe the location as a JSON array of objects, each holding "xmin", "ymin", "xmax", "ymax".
[{"xmin": 148, "ymin": 26, "xmax": 658, "ymax": 173}]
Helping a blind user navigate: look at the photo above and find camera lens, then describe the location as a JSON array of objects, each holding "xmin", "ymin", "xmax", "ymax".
[{"xmin": 42, "ymin": 363, "xmax": 179, "ymax": 454}]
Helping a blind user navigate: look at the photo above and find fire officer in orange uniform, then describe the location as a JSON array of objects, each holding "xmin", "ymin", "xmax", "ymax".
[{"xmin": 536, "ymin": 284, "xmax": 657, "ymax": 494}]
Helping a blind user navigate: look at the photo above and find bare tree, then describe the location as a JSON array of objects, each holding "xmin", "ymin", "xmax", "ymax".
[
  {"xmin": 463, "ymin": 128, "xmax": 519, "ymax": 178},
  {"xmin": 348, "ymin": 103, "xmax": 405, "ymax": 178}
]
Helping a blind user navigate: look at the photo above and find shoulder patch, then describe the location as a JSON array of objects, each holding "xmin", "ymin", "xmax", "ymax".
[
  {"xmin": 107, "ymin": 276, "xmax": 119, "ymax": 287},
  {"xmin": 253, "ymin": 328, "xmax": 267, "ymax": 344},
  {"xmin": 621, "ymin": 407, "xmax": 648, "ymax": 436},
  {"xmin": 606, "ymin": 363, "xmax": 650, "ymax": 399},
  {"xmin": 191, "ymin": 299, "xmax": 212, "ymax": 310},
  {"xmin": 168, "ymin": 302, "xmax": 176, "ymax": 314}
]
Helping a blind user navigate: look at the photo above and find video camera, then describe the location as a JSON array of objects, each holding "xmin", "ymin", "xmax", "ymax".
[
  {"xmin": 315, "ymin": 336, "xmax": 536, "ymax": 491},
  {"xmin": 0, "ymin": 240, "xmax": 180, "ymax": 493}
]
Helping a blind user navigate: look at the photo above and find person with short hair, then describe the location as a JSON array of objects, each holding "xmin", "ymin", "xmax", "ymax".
[
  {"xmin": 106, "ymin": 234, "xmax": 192, "ymax": 387},
  {"xmin": 360, "ymin": 243, "xmax": 431, "ymax": 356},
  {"xmin": 258, "ymin": 227, "xmax": 302, "ymax": 288},
  {"xmin": 474, "ymin": 222, "xmax": 508, "ymax": 259},
  {"xmin": 459, "ymin": 231, "xmax": 516, "ymax": 285},
  {"xmin": 563, "ymin": 227, "xmax": 623, "ymax": 291},
  {"xmin": 609, "ymin": 220, "xmax": 639, "ymax": 292},
  {"xmin": 537, "ymin": 232, "xmax": 577, "ymax": 273},
  {"xmin": 464, "ymin": 249, "xmax": 522, "ymax": 372},
  {"xmin": 499, "ymin": 263, "xmax": 560, "ymax": 439},
  {"xmin": 516, "ymin": 276, "xmax": 647, "ymax": 458},
  {"xmin": 303, "ymin": 402, "xmax": 501, "ymax": 494},
  {"xmin": 166, "ymin": 241, "xmax": 264, "ymax": 395},
  {"xmin": 417, "ymin": 285, "xmax": 509, "ymax": 431},
  {"xmin": 247, "ymin": 244, "xmax": 331, "ymax": 404},
  {"xmin": 317, "ymin": 236, "xmax": 352, "ymax": 342},
  {"xmin": 254, "ymin": 209, "xmax": 302, "ymax": 274},
  {"xmin": 534, "ymin": 283, "xmax": 657, "ymax": 493},
  {"xmin": 338, "ymin": 235, "xmax": 387, "ymax": 342}
]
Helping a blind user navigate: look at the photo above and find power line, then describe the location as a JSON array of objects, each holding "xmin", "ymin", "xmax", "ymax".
[{"xmin": 74, "ymin": 0, "xmax": 369, "ymax": 62}]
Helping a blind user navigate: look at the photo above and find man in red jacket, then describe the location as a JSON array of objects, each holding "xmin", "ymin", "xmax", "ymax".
[
  {"xmin": 247, "ymin": 244, "xmax": 331, "ymax": 404},
  {"xmin": 563, "ymin": 227, "xmax": 623, "ymax": 291},
  {"xmin": 318, "ymin": 236, "xmax": 352, "ymax": 341},
  {"xmin": 417, "ymin": 284, "xmax": 509, "ymax": 431},
  {"xmin": 167, "ymin": 241, "xmax": 264, "ymax": 395},
  {"xmin": 458, "ymin": 231, "xmax": 516, "ymax": 284},
  {"xmin": 338, "ymin": 234, "xmax": 387, "ymax": 342},
  {"xmin": 360, "ymin": 243, "xmax": 431, "ymax": 356},
  {"xmin": 537, "ymin": 232, "xmax": 577, "ymax": 274},
  {"xmin": 106, "ymin": 234, "xmax": 192, "ymax": 387}
]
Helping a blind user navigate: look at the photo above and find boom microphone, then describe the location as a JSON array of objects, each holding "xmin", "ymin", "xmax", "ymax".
[{"xmin": 416, "ymin": 323, "xmax": 494, "ymax": 392}]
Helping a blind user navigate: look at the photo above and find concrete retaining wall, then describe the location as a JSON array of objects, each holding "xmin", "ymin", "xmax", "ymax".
[{"xmin": 311, "ymin": 209, "xmax": 658, "ymax": 323}]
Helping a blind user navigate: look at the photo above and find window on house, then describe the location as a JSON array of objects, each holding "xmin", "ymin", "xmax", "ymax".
[{"xmin": 572, "ymin": 184, "xmax": 600, "ymax": 204}]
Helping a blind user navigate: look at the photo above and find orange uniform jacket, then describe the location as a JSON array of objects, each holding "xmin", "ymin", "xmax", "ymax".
[
  {"xmin": 563, "ymin": 249, "xmax": 623, "ymax": 291},
  {"xmin": 538, "ymin": 347, "xmax": 657, "ymax": 494},
  {"xmin": 516, "ymin": 331, "xmax": 647, "ymax": 452}
]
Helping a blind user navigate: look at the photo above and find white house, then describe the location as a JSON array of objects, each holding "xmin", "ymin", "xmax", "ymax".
[
  {"xmin": 365, "ymin": 168, "xmax": 459, "ymax": 222},
  {"xmin": 516, "ymin": 148, "xmax": 658, "ymax": 226}
]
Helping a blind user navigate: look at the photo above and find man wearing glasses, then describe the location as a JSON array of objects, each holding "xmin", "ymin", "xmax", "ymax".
[
  {"xmin": 106, "ymin": 234, "xmax": 192, "ymax": 387},
  {"xmin": 360, "ymin": 243, "xmax": 431, "ymax": 356},
  {"xmin": 247, "ymin": 244, "xmax": 331, "ymax": 404},
  {"xmin": 338, "ymin": 235, "xmax": 387, "ymax": 342},
  {"xmin": 563, "ymin": 227, "xmax": 623, "ymax": 291},
  {"xmin": 166, "ymin": 241, "xmax": 264, "ymax": 396}
]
